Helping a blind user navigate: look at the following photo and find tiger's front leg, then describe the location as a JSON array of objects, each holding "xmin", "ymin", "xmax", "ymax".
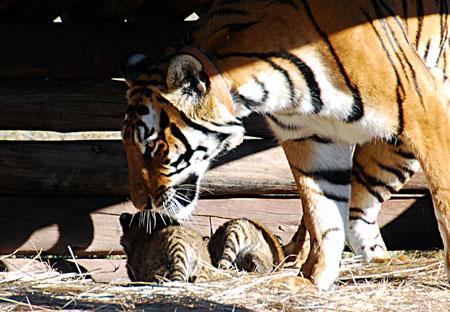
[{"xmin": 282, "ymin": 138, "xmax": 353, "ymax": 290}]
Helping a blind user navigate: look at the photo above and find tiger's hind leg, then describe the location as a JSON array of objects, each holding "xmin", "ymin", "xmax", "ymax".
[
  {"xmin": 282, "ymin": 139, "xmax": 352, "ymax": 290},
  {"xmin": 402, "ymin": 92, "xmax": 450, "ymax": 282},
  {"xmin": 349, "ymin": 140, "xmax": 420, "ymax": 262}
]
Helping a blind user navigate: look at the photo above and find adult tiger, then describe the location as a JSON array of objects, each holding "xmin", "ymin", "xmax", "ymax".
[{"xmin": 120, "ymin": 0, "xmax": 450, "ymax": 290}]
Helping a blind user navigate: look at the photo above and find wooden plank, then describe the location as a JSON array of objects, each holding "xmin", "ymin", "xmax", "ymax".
[
  {"xmin": 0, "ymin": 79, "xmax": 269, "ymax": 135},
  {"xmin": 0, "ymin": 23, "xmax": 185, "ymax": 79},
  {"xmin": 0, "ymin": 194, "xmax": 441, "ymax": 257},
  {"xmin": 0, "ymin": 140, "xmax": 428, "ymax": 195},
  {"xmin": 0, "ymin": 80, "xmax": 127, "ymax": 132}
]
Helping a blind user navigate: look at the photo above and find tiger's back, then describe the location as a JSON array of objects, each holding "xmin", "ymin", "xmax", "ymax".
[
  {"xmin": 208, "ymin": 218, "xmax": 285, "ymax": 273},
  {"xmin": 120, "ymin": 212, "xmax": 212, "ymax": 283}
]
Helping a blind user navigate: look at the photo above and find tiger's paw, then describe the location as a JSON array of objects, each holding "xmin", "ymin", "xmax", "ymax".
[{"xmin": 267, "ymin": 275, "xmax": 314, "ymax": 291}]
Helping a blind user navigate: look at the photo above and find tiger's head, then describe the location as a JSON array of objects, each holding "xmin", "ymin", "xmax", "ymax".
[{"xmin": 121, "ymin": 51, "xmax": 245, "ymax": 220}]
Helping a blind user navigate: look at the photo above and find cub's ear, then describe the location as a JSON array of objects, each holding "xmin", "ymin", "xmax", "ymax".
[
  {"xmin": 163, "ymin": 54, "xmax": 209, "ymax": 108},
  {"xmin": 119, "ymin": 212, "xmax": 133, "ymax": 231},
  {"xmin": 120, "ymin": 52, "xmax": 153, "ymax": 86}
]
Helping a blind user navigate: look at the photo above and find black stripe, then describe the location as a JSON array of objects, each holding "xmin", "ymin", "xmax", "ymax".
[
  {"xmin": 354, "ymin": 160, "xmax": 397, "ymax": 193},
  {"xmin": 370, "ymin": 244, "xmax": 384, "ymax": 252},
  {"xmin": 396, "ymin": 148, "xmax": 416, "ymax": 160},
  {"xmin": 415, "ymin": 0, "xmax": 424, "ymax": 49},
  {"xmin": 376, "ymin": 0, "xmax": 425, "ymax": 108},
  {"xmin": 215, "ymin": 51, "xmax": 324, "ymax": 114},
  {"xmin": 362, "ymin": 9, "xmax": 406, "ymax": 134},
  {"xmin": 423, "ymin": 39, "xmax": 431, "ymax": 60},
  {"xmin": 231, "ymin": 90, "xmax": 263, "ymax": 108},
  {"xmin": 437, "ymin": 0, "xmax": 449, "ymax": 60},
  {"xmin": 300, "ymin": 0, "xmax": 364, "ymax": 122},
  {"xmin": 159, "ymin": 110, "xmax": 170, "ymax": 130},
  {"xmin": 320, "ymin": 191, "xmax": 349, "ymax": 203},
  {"xmin": 349, "ymin": 207, "xmax": 365, "ymax": 214},
  {"xmin": 137, "ymin": 120, "xmax": 151, "ymax": 139},
  {"xmin": 349, "ymin": 216, "xmax": 376, "ymax": 225},
  {"xmin": 266, "ymin": 113, "xmax": 301, "ymax": 130},
  {"xmin": 180, "ymin": 111, "xmax": 221, "ymax": 134},
  {"xmin": 295, "ymin": 167, "xmax": 352, "ymax": 185},
  {"xmin": 322, "ymin": 227, "xmax": 341, "ymax": 240},
  {"xmin": 294, "ymin": 135, "xmax": 332, "ymax": 144},
  {"xmin": 353, "ymin": 171, "xmax": 385, "ymax": 202},
  {"xmin": 401, "ymin": 0, "xmax": 408, "ymax": 30},
  {"xmin": 376, "ymin": 161, "xmax": 410, "ymax": 184},
  {"xmin": 254, "ymin": 77, "xmax": 269, "ymax": 103},
  {"xmin": 169, "ymin": 245, "xmax": 188, "ymax": 260},
  {"xmin": 137, "ymin": 105, "xmax": 150, "ymax": 115},
  {"xmin": 282, "ymin": 51, "xmax": 324, "ymax": 113},
  {"xmin": 265, "ymin": 58, "xmax": 295, "ymax": 104}
]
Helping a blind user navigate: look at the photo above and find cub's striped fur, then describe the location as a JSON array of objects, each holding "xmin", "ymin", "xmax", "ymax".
[
  {"xmin": 120, "ymin": 212, "xmax": 212, "ymax": 283},
  {"xmin": 208, "ymin": 218, "xmax": 285, "ymax": 273},
  {"xmin": 121, "ymin": 0, "xmax": 450, "ymax": 290}
]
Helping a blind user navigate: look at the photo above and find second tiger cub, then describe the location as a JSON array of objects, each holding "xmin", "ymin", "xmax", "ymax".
[{"xmin": 208, "ymin": 218, "xmax": 285, "ymax": 273}]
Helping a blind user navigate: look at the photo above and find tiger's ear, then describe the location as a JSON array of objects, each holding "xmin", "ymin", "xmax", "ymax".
[
  {"xmin": 120, "ymin": 52, "xmax": 153, "ymax": 86},
  {"xmin": 162, "ymin": 54, "xmax": 209, "ymax": 109}
]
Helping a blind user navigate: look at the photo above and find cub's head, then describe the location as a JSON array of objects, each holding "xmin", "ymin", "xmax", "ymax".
[
  {"xmin": 119, "ymin": 211, "xmax": 178, "ymax": 255},
  {"xmin": 121, "ymin": 51, "xmax": 244, "ymax": 220}
]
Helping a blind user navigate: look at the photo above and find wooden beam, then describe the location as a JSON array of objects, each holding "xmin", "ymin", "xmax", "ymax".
[
  {"xmin": 0, "ymin": 140, "xmax": 427, "ymax": 196},
  {"xmin": 0, "ymin": 194, "xmax": 440, "ymax": 257},
  {"xmin": 0, "ymin": 79, "xmax": 270, "ymax": 136},
  {"xmin": 0, "ymin": 23, "xmax": 185, "ymax": 79},
  {"xmin": 0, "ymin": 79, "xmax": 127, "ymax": 132}
]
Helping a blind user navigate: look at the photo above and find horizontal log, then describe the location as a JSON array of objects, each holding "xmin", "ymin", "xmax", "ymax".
[
  {"xmin": 0, "ymin": 23, "xmax": 185, "ymax": 79},
  {"xmin": 0, "ymin": 80, "xmax": 127, "ymax": 132},
  {"xmin": 0, "ymin": 194, "xmax": 441, "ymax": 257},
  {"xmin": 0, "ymin": 140, "xmax": 427, "ymax": 196},
  {"xmin": 0, "ymin": 79, "xmax": 270, "ymax": 136}
]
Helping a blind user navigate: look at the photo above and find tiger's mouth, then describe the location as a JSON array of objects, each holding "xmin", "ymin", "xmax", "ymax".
[{"xmin": 146, "ymin": 173, "xmax": 200, "ymax": 221}]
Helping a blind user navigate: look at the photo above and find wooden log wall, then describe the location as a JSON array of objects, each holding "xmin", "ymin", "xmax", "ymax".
[{"xmin": 0, "ymin": 0, "xmax": 441, "ymax": 259}]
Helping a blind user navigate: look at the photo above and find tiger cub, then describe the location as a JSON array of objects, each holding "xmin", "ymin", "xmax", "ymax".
[
  {"xmin": 119, "ymin": 211, "xmax": 212, "ymax": 283},
  {"xmin": 208, "ymin": 218, "xmax": 285, "ymax": 273}
]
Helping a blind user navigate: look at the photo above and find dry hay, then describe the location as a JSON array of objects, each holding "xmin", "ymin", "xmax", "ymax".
[{"xmin": 0, "ymin": 251, "xmax": 449, "ymax": 311}]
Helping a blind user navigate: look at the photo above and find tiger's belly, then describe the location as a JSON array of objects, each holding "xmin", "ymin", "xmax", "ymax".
[{"xmin": 267, "ymin": 108, "xmax": 398, "ymax": 144}]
